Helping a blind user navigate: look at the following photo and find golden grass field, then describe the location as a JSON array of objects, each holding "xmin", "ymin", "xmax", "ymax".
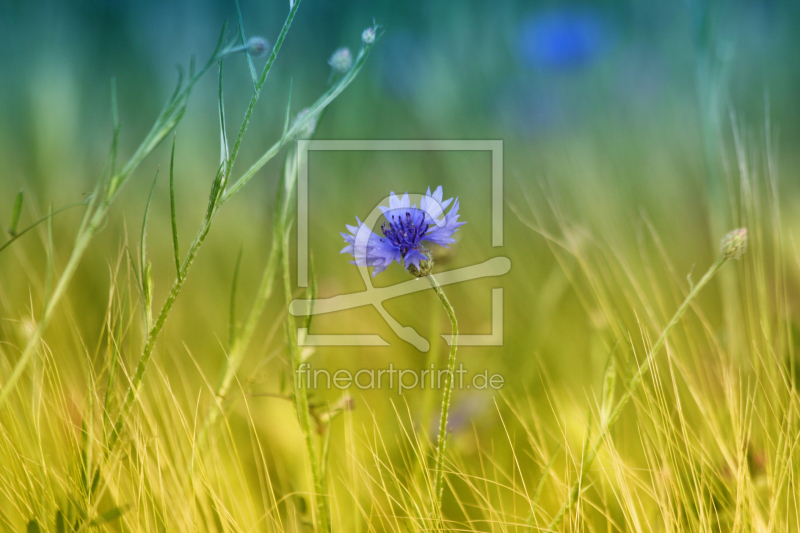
[{"xmin": 1, "ymin": 0, "xmax": 800, "ymax": 531}]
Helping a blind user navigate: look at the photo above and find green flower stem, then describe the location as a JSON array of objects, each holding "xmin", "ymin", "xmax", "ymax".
[
  {"xmin": 0, "ymin": 213, "xmax": 97, "ymax": 408},
  {"xmin": 546, "ymin": 255, "xmax": 727, "ymax": 530},
  {"xmin": 110, "ymin": 30, "xmax": 379, "ymax": 455},
  {"xmin": 198, "ymin": 147, "xmax": 296, "ymax": 448},
  {"xmin": 220, "ymin": 38, "xmax": 377, "ymax": 204},
  {"xmin": 282, "ymin": 222, "xmax": 329, "ymax": 533},
  {"xmin": 428, "ymin": 273, "xmax": 458, "ymax": 516},
  {"xmin": 107, "ymin": 11, "xmax": 377, "ymax": 461},
  {"xmin": 102, "ymin": 0, "xmax": 306, "ymax": 458},
  {"xmin": 0, "ymin": 35, "xmax": 222, "ymax": 409},
  {"xmin": 203, "ymin": 230, "xmax": 281, "ymax": 425},
  {"xmin": 107, "ymin": 207, "xmax": 217, "ymax": 453}
]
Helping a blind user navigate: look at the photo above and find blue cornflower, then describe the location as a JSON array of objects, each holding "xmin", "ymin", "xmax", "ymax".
[
  {"xmin": 519, "ymin": 9, "xmax": 606, "ymax": 70},
  {"xmin": 341, "ymin": 186, "xmax": 465, "ymax": 277}
]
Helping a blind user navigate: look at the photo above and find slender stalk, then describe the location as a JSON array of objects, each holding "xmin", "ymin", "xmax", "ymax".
[
  {"xmin": 428, "ymin": 273, "xmax": 458, "ymax": 516},
  {"xmin": 0, "ymin": 29, "xmax": 225, "ymax": 409},
  {"xmin": 106, "ymin": 7, "xmax": 379, "ymax": 459},
  {"xmin": 197, "ymin": 161, "xmax": 289, "ymax": 447},
  {"xmin": 103, "ymin": 0, "xmax": 307, "ymax": 456},
  {"xmin": 107, "ymin": 205, "xmax": 217, "ymax": 452},
  {"xmin": 0, "ymin": 219, "xmax": 96, "ymax": 407},
  {"xmin": 0, "ymin": 199, "xmax": 88, "ymax": 254},
  {"xmin": 281, "ymin": 199, "xmax": 329, "ymax": 532},
  {"xmin": 546, "ymin": 255, "xmax": 727, "ymax": 530}
]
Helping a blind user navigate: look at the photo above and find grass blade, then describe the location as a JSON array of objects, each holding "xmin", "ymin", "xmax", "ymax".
[
  {"xmin": 222, "ymin": 29, "xmax": 379, "ymax": 202},
  {"xmin": 281, "ymin": 79, "xmax": 293, "ymax": 140},
  {"xmin": 0, "ymin": 198, "xmax": 87, "ymax": 254},
  {"xmin": 88, "ymin": 505, "xmax": 128, "ymax": 526},
  {"xmin": 7, "ymin": 190, "xmax": 23, "ymax": 235},
  {"xmin": 228, "ymin": 245, "xmax": 244, "ymax": 349},
  {"xmin": 140, "ymin": 169, "xmax": 158, "ymax": 329},
  {"xmin": 601, "ymin": 341, "xmax": 619, "ymax": 424},
  {"xmin": 110, "ymin": 78, "xmax": 119, "ymax": 177},
  {"xmin": 44, "ymin": 204, "xmax": 54, "ymax": 305},
  {"xmin": 169, "ymin": 134, "xmax": 181, "ymax": 280},
  {"xmin": 218, "ymin": 58, "xmax": 229, "ymax": 168},
  {"xmin": 235, "ymin": 0, "xmax": 258, "ymax": 88}
]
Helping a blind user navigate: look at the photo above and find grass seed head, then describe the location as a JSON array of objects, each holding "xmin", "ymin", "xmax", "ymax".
[{"xmin": 721, "ymin": 228, "xmax": 748, "ymax": 259}]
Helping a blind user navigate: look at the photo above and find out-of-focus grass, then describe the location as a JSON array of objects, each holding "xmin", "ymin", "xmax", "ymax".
[{"xmin": 2, "ymin": 0, "xmax": 800, "ymax": 531}]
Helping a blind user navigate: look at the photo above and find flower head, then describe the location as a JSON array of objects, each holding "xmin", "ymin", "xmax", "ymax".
[
  {"xmin": 328, "ymin": 47, "xmax": 353, "ymax": 72},
  {"xmin": 245, "ymin": 36, "xmax": 270, "ymax": 57},
  {"xmin": 721, "ymin": 228, "xmax": 748, "ymax": 259},
  {"xmin": 292, "ymin": 108, "xmax": 317, "ymax": 139},
  {"xmin": 341, "ymin": 186, "xmax": 466, "ymax": 277},
  {"xmin": 222, "ymin": 36, "xmax": 270, "ymax": 58},
  {"xmin": 362, "ymin": 26, "xmax": 377, "ymax": 45}
]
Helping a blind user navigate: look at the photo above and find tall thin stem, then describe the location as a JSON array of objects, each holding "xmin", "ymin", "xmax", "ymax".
[
  {"xmin": 197, "ymin": 149, "xmax": 293, "ymax": 450},
  {"xmin": 547, "ymin": 255, "xmax": 728, "ymax": 530},
  {"xmin": 282, "ymin": 220, "xmax": 329, "ymax": 533},
  {"xmin": 428, "ymin": 273, "xmax": 458, "ymax": 516},
  {"xmin": 0, "ymin": 34, "xmax": 222, "ymax": 408},
  {"xmin": 104, "ymin": 0, "xmax": 307, "ymax": 457}
]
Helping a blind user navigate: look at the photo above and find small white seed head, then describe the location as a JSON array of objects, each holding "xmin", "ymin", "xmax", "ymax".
[
  {"xmin": 292, "ymin": 108, "xmax": 317, "ymax": 139},
  {"xmin": 362, "ymin": 27, "xmax": 376, "ymax": 45},
  {"xmin": 721, "ymin": 228, "xmax": 748, "ymax": 259},
  {"xmin": 246, "ymin": 36, "xmax": 269, "ymax": 58},
  {"xmin": 328, "ymin": 47, "xmax": 353, "ymax": 73}
]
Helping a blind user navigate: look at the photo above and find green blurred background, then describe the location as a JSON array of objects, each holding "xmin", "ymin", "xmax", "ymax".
[{"xmin": 1, "ymin": 0, "xmax": 800, "ymax": 494}]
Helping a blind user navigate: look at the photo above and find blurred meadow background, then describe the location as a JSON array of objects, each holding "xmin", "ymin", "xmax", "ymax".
[{"xmin": 2, "ymin": 0, "xmax": 800, "ymax": 531}]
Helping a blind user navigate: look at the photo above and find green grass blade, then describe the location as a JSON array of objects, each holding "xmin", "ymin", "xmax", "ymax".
[
  {"xmin": 140, "ymin": 170, "xmax": 158, "ymax": 329},
  {"xmin": 601, "ymin": 341, "xmax": 619, "ymax": 424},
  {"xmin": 547, "ymin": 255, "xmax": 731, "ymax": 530},
  {"xmin": 110, "ymin": 78, "xmax": 119, "ymax": 177},
  {"xmin": 281, "ymin": 80, "xmax": 293, "ymax": 140},
  {"xmin": 0, "ymin": 198, "xmax": 88, "ymax": 254},
  {"xmin": 107, "ymin": 23, "xmax": 227, "ymax": 203},
  {"xmin": 218, "ymin": 58, "xmax": 229, "ymax": 168},
  {"xmin": 55, "ymin": 511, "xmax": 65, "ymax": 533},
  {"xmin": 525, "ymin": 449, "xmax": 560, "ymax": 530},
  {"xmin": 169, "ymin": 134, "xmax": 181, "ymax": 280},
  {"xmin": 228, "ymin": 245, "xmax": 244, "ymax": 349},
  {"xmin": 140, "ymin": 170, "xmax": 158, "ymax": 283},
  {"xmin": 222, "ymin": 32, "xmax": 379, "ymax": 202},
  {"xmin": 235, "ymin": 0, "xmax": 258, "ymax": 88},
  {"xmin": 100, "ymin": 5, "xmax": 377, "ymax": 497},
  {"xmin": 304, "ymin": 252, "xmax": 317, "ymax": 331},
  {"xmin": 224, "ymin": 0, "xmax": 303, "ymax": 180},
  {"xmin": 44, "ymin": 204, "xmax": 54, "ymax": 305},
  {"xmin": 7, "ymin": 190, "xmax": 23, "ymax": 235},
  {"xmin": 88, "ymin": 506, "xmax": 128, "ymax": 526},
  {"xmin": 0, "ymin": 34, "xmax": 219, "ymax": 410}
]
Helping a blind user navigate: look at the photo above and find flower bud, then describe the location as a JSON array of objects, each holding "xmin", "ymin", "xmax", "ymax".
[
  {"xmin": 362, "ymin": 27, "xmax": 376, "ymax": 45},
  {"xmin": 246, "ymin": 36, "xmax": 270, "ymax": 57},
  {"xmin": 222, "ymin": 36, "xmax": 270, "ymax": 58},
  {"xmin": 328, "ymin": 47, "xmax": 352, "ymax": 73},
  {"xmin": 406, "ymin": 251, "xmax": 434, "ymax": 278},
  {"xmin": 292, "ymin": 108, "xmax": 317, "ymax": 139},
  {"xmin": 721, "ymin": 228, "xmax": 748, "ymax": 259}
]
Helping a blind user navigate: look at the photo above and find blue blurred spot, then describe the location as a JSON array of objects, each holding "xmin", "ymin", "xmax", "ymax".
[{"xmin": 519, "ymin": 9, "xmax": 606, "ymax": 69}]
